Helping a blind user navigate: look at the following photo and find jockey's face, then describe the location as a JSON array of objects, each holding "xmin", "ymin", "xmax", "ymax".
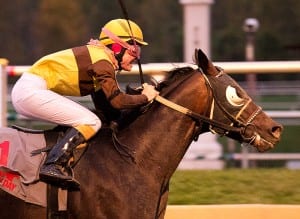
[{"xmin": 120, "ymin": 49, "xmax": 138, "ymax": 71}]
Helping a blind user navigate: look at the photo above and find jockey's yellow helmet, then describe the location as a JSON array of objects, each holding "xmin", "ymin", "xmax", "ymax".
[{"xmin": 99, "ymin": 19, "xmax": 148, "ymax": 46}]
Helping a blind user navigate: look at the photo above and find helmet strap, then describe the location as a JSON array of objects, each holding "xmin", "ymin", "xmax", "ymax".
[
  {"xmin": 114, "ymin": 47, "xmax": 126, "ymax": 70},
  {"xmin": 106, "ymin": 43, "xmax": 126, "ymax": 70}
]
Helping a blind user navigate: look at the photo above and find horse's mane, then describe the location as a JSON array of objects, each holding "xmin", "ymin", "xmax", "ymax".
[
  {"xmin": 156, "ymin": 66, "xmax": 195, "ymax": 91},
  {"xmin": 103, "ymin": 66, "xmax": 195, "ymax": 130}
]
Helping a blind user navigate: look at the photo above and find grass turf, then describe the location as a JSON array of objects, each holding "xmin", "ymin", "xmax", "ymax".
[{"xmin": 168, "ymin": 169, "xmax": 300, "ymax": 204}]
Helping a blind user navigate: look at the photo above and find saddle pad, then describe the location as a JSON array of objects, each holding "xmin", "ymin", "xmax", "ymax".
[{"xmin": 0, "ymin": 127, "xmax": 47, "ymax": 206}]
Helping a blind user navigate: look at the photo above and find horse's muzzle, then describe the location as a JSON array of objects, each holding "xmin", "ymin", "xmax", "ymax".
[
  {"xmin": 255, "ymin": 123, "xmax": 283, "ymax": 152},
  {"xmin": 240, "ymin": 122, "xmax": 283, "ymax": 152}
]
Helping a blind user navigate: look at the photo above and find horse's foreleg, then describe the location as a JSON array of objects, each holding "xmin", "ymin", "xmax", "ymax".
[{"xmin": 156, "ymin": 182, "xmax": 170, "ymax": 219}]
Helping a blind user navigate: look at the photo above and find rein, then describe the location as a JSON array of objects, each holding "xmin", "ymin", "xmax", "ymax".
[{"xmin": 154, "ymin": 95, "xmax": 242, "ymax": 134}]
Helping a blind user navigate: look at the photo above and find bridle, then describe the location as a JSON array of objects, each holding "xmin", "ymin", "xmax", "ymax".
[
  {"xmin": 202, "ymin": 69, "xmax": 263, "ymax": 141},
  {"xmin": 154, "ymin": 68, "xmax": 264, "ymax": 146}
]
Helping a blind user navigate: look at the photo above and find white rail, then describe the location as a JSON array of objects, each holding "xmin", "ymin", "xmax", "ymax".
[
  {"xmin": 232, "ymin": 153, "xmax": 300, "ymax": 160},
  {"xmin": 1, "ymin": 62, "xmax": 300, "ymax": 121},
  {"xmin": 266, "ymin": 110, "xmax": 300, "ymax": 118},
  {"xmin": 4, "ymin": 60, "xmax": 300, "ymax": 76},
  {"xmin": 3, "ymin": 60, "xmax": 299, "ymax": 119},
  {"xmin": 0, "ymin": 59, "xmax": 8, "ymax": 127}
]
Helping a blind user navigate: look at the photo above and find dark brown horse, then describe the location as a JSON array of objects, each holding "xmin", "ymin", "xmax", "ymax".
[{"xmin": 0, "ymin": 49, "xmax": 282, "ymax": 218}]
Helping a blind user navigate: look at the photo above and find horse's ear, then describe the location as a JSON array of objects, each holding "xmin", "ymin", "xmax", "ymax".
[
  {"xmin": 194, "ymin": 48, "xmax": 208, "ymax": 71},
  {"xmin": 194, "ymin": 48, "xmax": 219, "ymax": 76}
]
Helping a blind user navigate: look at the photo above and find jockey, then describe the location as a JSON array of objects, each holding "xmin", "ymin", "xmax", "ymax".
[{"xmin": 11, "ymin": 19, "xmax": 159, "ymax": 189}]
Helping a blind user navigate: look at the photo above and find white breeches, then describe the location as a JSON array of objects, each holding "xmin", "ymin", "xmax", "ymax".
[{"xmin": 11, "ymin": 73, "xmax": 101, "ymax": 138}]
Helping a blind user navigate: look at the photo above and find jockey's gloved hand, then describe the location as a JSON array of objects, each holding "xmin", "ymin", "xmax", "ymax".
[{"xmin": 142, "ymin": 83, "xmax": 159, "ymax": 101}]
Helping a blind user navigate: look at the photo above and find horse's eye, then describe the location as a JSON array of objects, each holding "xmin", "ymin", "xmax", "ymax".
[{"xmin": 225, "ymin": 86, "xmax": 245, "ymax": 107}]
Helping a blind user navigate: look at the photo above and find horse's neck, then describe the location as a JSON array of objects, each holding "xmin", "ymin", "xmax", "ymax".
[{"xmin": 122, "ymin": 73, "xmax": 209, "ymax": 175}]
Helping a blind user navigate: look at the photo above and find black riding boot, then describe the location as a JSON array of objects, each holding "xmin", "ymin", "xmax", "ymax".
[{"xmin": 39, "ymin": 127, "xmax": 86, "ymax": 189}]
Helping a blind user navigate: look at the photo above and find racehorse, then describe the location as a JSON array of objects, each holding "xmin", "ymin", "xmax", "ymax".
[{"xmin": 0, "ymin": 49, "xmax": 282, "ymax": 219}]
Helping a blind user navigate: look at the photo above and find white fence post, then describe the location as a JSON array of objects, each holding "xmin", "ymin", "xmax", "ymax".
[{"xmin": 0, "ymin": 59, "xmax": 8, "ymax": 127}]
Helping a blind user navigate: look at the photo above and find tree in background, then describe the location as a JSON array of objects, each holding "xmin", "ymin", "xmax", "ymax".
[
  {"xmin": 31, "ymin": 0, "xmax": 88, "ymax": 60},
  {"xmin": 0, "ymin": 0, "xmax": 36, "ymax": 64},
  {"xmin": 0, "ymin": 0, "xmax": 183, "ymax": 64},
  {"xmin": 137, "ymin": 0, "xmax": 183, "ymax": 62},
  {"xmin": 212, "ymin": 0, "xmax": 300, "ymax": 61},
  {"xmin": 78, "ymin": 0, "xmax": 183, "ymax": 63},
  {"xmin": 0, "ymin": 0, "xmax": 299, "ymax": 64}
]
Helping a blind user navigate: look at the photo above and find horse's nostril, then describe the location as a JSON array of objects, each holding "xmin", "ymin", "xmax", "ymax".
[{"xmin": 271, "ymin": 125, "xmax": 283, "ymax": 139}]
